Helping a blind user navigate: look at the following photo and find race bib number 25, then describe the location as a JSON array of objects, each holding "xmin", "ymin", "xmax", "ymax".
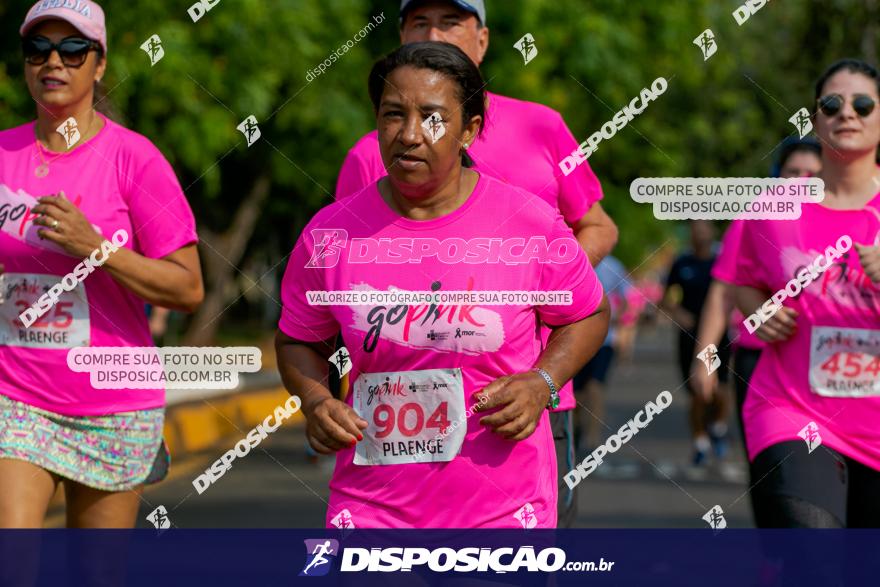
[
  {"xmin": 353, "ymin": 368, "xmax": 465, "ymax": 465},
  {"xmin": 0, "ymin": 273, "xmax": 89, "ymax": 349},
  {"xmin": 810, "ymin": 326, "xmax": 880, "ymax": 397}
]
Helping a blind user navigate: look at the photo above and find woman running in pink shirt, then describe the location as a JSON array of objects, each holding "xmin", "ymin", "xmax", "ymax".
[
  {"xmin": 0, "ymin": 1, "xmax": 203, "ymax": 529},
  {"xmin": 276, "ymin": 42, "xmax": 609, "ymax": 528},
  {"xmin": 734, "ymin": 59, "xmax": 880, "ymax": 527}
]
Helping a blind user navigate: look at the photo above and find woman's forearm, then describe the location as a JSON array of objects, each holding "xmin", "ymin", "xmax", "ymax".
[
  {"xmin": 694, "ymin": 280, "xmax": 734, "ymax": 350},
  {"xmin": 573, "ymin": 205, "xmax": 619, "ymax": 266},
  {"xmin": 275, "ymin": 332, "xmax": 336, "ymax": 414},
  {"xmin": 734, "ymin": 284, "xmax": 770, "ymax": 319},
  {"xmin": 538, "ymin": 296, "xmax": 610, "ymax": 386},
  {"xmin": 100, "ymin": 244, "xmax": 203, "ymax": 312}
]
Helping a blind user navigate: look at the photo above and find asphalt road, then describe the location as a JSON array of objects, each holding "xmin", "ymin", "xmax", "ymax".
[{"xmin": 127, "ymin": 322, "xmax": 755, "ymax": 529}]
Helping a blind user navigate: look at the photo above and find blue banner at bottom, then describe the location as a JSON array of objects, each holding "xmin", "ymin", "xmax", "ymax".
[{"xmin": 1, "ymin": 529, "xmax": 876, "ymax": 586}]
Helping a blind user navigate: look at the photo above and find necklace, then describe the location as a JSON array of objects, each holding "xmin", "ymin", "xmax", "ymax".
[
  {"xmin": 33, "ymin": 111, "xmax": 99, "ymax": 178},
  {"xmin": 34, "ymin": 146, "xmax": 55, "ymax": 178}
]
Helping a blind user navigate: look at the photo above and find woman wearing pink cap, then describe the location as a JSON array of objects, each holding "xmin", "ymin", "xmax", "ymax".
[{"xmin": 0, "ymin": 0, "xmax": 203, "ymax": 528}]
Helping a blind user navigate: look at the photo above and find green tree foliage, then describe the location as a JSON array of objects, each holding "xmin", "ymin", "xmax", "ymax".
[{"xmin": 1, "ymin": 0, "xmax": 876, "ymax": 338}]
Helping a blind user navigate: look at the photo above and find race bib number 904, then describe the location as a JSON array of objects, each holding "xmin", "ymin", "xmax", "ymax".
[
  {"xmin": 810, "ymin": 326, "xmax": 880, "ymax": 397},
  {"xmin": 0, "ymin": 273, "xmax": 89, "ymax": 349},
  {"xmin": 353, "ymin": 368, "xmax": 465, "ymax": 465}
]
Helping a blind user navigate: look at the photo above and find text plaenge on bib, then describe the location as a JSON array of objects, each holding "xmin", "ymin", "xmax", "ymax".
[
  {"xmin": 0, "ymin": 117, "xmax": 199, "ymax": 416},
  {"xmin": 809, "ymin": 326, "xmax": 880, "ymax": 397},
  {"xmin": 279, "ymin": 173, "xmax": 604, "ymax": 527},
  {"xmin": 732, "ymin": 197, "xmax": 880, "ymax": 468},
  {"xmin": 0, "ymin": 273, "xmax": 89, "ymax": 349},
  {"xmin": 353, "ymin": 368, "xmax": 465, "ymax": 465}
]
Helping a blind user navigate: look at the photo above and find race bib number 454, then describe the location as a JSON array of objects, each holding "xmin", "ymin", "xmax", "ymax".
[
  {"xmin": 0, "ymin": 273, "xmax": 89, "ymax": 349},
  {"xmin": 353, "ymin": 368, "xmax": 465, "ymax": 465},
  {"xmin": 810, "ymin": 326, "xmax": 880, "ymax": 397}
]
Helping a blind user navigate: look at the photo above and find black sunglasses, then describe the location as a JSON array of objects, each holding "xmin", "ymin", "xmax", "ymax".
[
  {"xmin": 22, "ymin": 36, "xmax": 101, "ymax": 68},
  {"xmin": 817, "ymin": 94, "xmax": 877, "ymax": 118}
]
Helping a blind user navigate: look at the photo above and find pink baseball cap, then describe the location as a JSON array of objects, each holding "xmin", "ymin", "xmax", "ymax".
[{"xmin": 20, "ymin": 0, "xmax": 107, "ymax": 54}]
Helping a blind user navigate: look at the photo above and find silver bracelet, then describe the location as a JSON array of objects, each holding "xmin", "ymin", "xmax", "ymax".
[{"xmin": 533, "ymin": 367, "xmax": 560, "ymax": 410}]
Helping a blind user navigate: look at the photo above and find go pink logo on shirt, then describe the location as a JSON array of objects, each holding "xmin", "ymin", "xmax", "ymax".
[
  {"xmin": 305, "ymin": 228, "xmax": 578, "ymax": 266},
  {"xmin": 779, "ymin": 239, "xmax": 879, "ymax": 311},
  {"xmin": 349, "ymin": 282, "xmax": 504, "ymax": 355},
  {"xmin": 1, "ymin": 185, "xmax": 94, "ymax": 257}
]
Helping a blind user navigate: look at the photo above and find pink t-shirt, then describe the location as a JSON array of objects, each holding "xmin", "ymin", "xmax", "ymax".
[
  {"xmin": 712, "ymin": 220, "xmax": 765, "ymax": 351},
  {"xmin": 335, "ymin": 91, "xmax": 605, "ymax": 411},
  {"xmin": 0, "ymin": 116, "xmax": 198, "ymax": 416},
  {"xmin": 279, "ymin": 174, "xmax": 603, "ymax": 527},
  {"xmin": 733, "ymin": 196, "xmax": 880, "ymax": 468}
]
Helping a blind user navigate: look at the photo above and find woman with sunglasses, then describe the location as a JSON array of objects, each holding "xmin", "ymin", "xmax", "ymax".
[
  {"xmin": 0, "ymin": 1, "xmax": 203, "ymax": 528},
  {"xmin": 276, "ymin": 42, "xmax": 609, "ymax": 528},
  {"xmin": 733, "ymin": 59, "xmax": 880, "ymax": 527}
]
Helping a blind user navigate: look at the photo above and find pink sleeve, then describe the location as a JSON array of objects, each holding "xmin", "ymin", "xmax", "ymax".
[
  {"xmin": 335, "ymin": 140, "xmax": 384, "ymax": 201},
  {"xmin": 553, "ymin": 114, "xmax": 603, "ymax": 224},
  {"xmin": 125, "ymin": 155, "xmax": 197, "ymax": 259},
  {"xmin": 732, "ymin": 220, "xmax": 769, "ymax": 290},
  {"xmin": 536, "ymin": 214, "xmax": 604, "ymax": 325},
  {"xmin": 278, "ymin": 224, "xmax": 339, "ymax": 342},
  {"xmin": 712, "ymin": 220, "xmax": 746, "ymax": 283}
]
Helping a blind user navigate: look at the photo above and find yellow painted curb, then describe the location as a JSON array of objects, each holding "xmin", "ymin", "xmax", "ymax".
[{"xmin": 164, "ymin": 387, "xmax": 303, "ymax": 456}]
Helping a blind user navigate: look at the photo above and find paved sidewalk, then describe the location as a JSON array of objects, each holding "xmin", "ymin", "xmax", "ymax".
[{"xmin": 573, "ymin": 324, "xmax": 753, "ymax": 528}]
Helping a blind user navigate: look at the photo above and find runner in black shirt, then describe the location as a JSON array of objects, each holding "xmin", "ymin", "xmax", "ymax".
[{"xmin": 663, "ymin": 220, "xmax": 731, "ymax": 466}]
